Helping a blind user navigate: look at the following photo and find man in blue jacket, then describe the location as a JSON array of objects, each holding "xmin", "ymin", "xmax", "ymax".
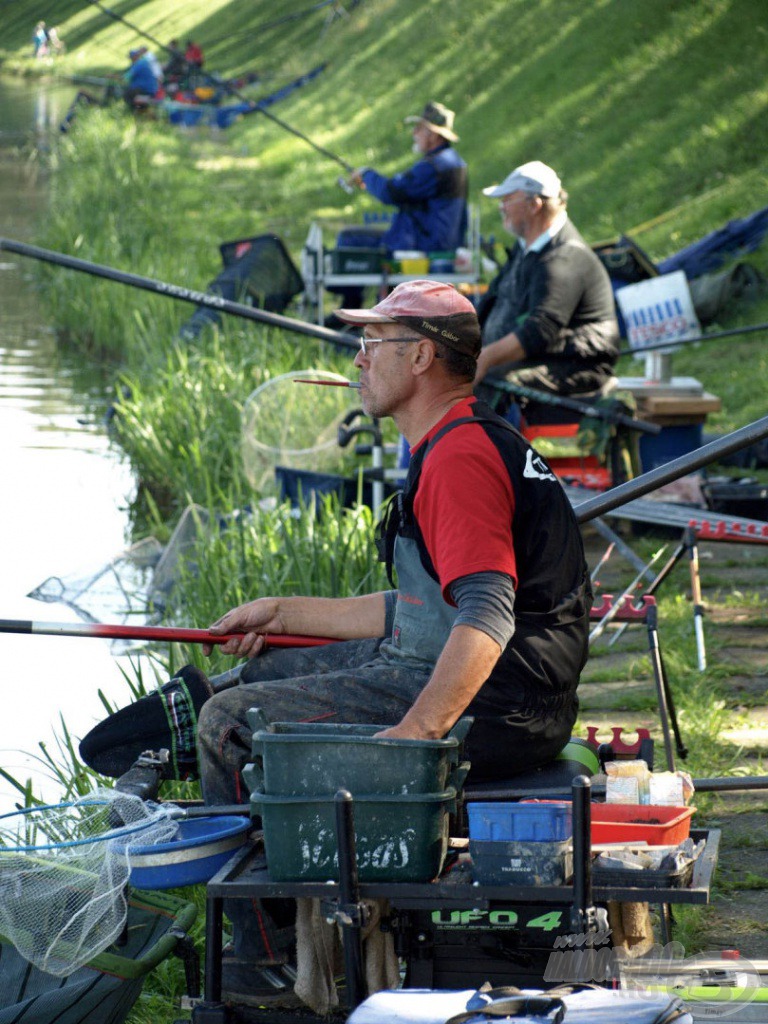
[
  {"xmin": 326, "ymin": 102, "xmax": 468, "ymax": 321},
  {"xmin": 348, "ymin": 101, "xmax": 468, "ymax": 254},
  {"xmin": 123, "ymin": 47, "xmax": 160, "ymax": 108}
]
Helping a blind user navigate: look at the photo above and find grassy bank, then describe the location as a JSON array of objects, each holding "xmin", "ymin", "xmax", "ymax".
[{"xmin": 2, "ymin": 0, "xmax": 767, "ymax": 1018}]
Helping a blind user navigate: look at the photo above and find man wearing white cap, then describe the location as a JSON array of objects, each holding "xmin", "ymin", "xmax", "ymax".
[
  {"xmin": 475, "ymin": 160, "xmax": 619, "ymax": 400},
  {"xmin": 195, "ymin": 279, "xmax": 590, "ymax": 1005}
]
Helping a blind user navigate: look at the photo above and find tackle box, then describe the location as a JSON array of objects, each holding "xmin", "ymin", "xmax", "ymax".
[
  {"xmin": 466, "ymin": 800, "xmax": 572, "ymax": 842},
  {"xmin": 250, "ymin": 787, "xmax": 456, "ymax": 882},
  {"xmin": 330, "ymin": 247, "xmax": 385, "ymax": 274},
  {"xmin": 469, "ymin": 837, "xmax": 573, "ymax": 886}
]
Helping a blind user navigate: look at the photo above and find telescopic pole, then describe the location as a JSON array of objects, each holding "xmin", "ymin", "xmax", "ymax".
[{"xmin": 0, "ymin": 237, "xmax": 357, "ymax": 352}]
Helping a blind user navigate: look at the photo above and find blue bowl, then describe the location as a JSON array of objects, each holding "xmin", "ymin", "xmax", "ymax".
[{"xmin": 128, "ymin": 815, "xmax": 251, "ymax": 889}]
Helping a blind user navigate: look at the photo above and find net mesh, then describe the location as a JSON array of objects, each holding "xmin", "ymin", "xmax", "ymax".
[
  {"xmin": 241, "ymin": 370, "xmax": 358, "ymax": 492},
  {"xmin": 0, "ymin": 790, "xmax": 179, "ymax": 976}
]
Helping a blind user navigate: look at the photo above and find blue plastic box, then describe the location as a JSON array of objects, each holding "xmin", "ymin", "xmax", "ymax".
[
  {"xmin": 639, "ymin": 423, "xmax": 702, "ymax": 473},
  {"xmin": 467, "ymin": 800, "xmax": 572, "ymax": 842}
]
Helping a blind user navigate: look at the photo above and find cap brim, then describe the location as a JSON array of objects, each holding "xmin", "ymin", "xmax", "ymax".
[{"xmin": 335, "ymin": 309, "xmax": 397, "ymax": 325}]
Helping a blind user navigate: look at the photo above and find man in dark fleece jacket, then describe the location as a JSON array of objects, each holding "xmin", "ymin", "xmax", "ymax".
[{"xmin": 475, "ymin": 160, "xmax": 619, "ymax": 398}]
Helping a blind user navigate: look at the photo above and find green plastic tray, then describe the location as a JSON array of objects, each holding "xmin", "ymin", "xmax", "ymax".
[
  {"xmin": 246, "ymin": 709, "xmax": 471, "ymax": 797},
  {"xmin": 251, "ymin": 787, "xmax": 457, "ymax": 882}
]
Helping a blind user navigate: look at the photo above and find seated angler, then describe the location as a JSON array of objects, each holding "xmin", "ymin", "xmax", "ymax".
[{"xmin": 475, "ymin": 160, "xmax": 620, "ymax": 406}]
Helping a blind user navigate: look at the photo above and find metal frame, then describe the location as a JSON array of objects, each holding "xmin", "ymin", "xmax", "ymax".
[{"xmin": 300, "ymin": 206, "xmax": 482, "ymax": 325}]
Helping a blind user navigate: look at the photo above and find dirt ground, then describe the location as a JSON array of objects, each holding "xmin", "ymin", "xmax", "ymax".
[{"xmin": 579, "ymin": 524, "xmax": 768, "ymax": 960}]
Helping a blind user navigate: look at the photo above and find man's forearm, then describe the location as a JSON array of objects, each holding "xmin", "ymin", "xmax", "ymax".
[
  {"xmin": 476, "ymin": 332, "xmax": 525, "ymax": 379},
  {"xmin": 384, "ymin": 624, "xmax": 502, "ymax": 739},
  {"xmin": 277, "ymin": 592, "xmax": 389, "ymax": 640}
]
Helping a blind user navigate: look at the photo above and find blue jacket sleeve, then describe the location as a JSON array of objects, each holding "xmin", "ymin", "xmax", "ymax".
[{"xmin": 362, "ymin": 159, "xmax": 439, "ymax": 208}]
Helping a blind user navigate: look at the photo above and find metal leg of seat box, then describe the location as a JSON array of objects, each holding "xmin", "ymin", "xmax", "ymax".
[
  {"xmin": 645, "ymin": 604, "xmax": 682, "ymax": 771},
  {"xmin": 685, "ymin": 526, "xmax": 707, "ymax": 672},
  {"xmin": 332, "ymin": 790, "xmax": 368, "ymax": 1011},
  {"xmin": 190, "ymin": 894, "xmax": 228, "ymax": 1023}
]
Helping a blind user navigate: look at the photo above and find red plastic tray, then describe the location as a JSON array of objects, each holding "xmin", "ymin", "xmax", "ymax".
[{"xmin": 590, "ymin": 803, "xmax": 695, "ymax": 846}]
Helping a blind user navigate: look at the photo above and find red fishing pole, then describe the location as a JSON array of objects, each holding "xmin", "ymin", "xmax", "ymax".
[{"xmin": 0, "ymin": 619, "xmax": 337, "ymax": 647}]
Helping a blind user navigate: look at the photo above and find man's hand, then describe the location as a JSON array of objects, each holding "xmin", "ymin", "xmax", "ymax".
[
  {"xmin": 203, "ymin": 597, "xmax": 283, "ymax": 658},
  {"xmin": 374, "ymin": 722, "xmax": 428, "ymax": 740},
  {"xmin": 348, "ymin": 168, "xmax": 367, "ymax": 189}
]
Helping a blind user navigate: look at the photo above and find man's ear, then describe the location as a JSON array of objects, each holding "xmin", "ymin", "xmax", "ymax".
[
  {"xmin": 411, "ymin": 339, "xmax": 436, "ymax": 376},
  {"xmin": 530, "ymin": 194, "xmax": 545, "ymax": 214}
]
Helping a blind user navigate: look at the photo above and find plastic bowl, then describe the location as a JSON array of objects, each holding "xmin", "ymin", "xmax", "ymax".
[{"xmin": 128, "ymin": 815, "xmax": 251, "ymax": 889}]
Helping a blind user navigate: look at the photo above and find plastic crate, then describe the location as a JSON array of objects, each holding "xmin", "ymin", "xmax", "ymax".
[
  {"xmin": 469, "ymin": 837, "xmax": 572, "ymax": 885},
  {"xmin": 590, "ymin": 803, "xmax": 695, "ymax": 846},
  {"xmin": 246, "ymin": 712, "xmax": 467, "ymax": 796},
  {"xmin": 251, "ymin": 787, "xmax": 456, "ymax": 882},
  {"xmin": 467, "ymin": 800, "xmax": 572, "ymax": 842}
]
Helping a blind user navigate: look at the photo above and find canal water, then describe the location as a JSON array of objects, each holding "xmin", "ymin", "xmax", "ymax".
[{"xmin": 0, "ymin": 78, "xmax": 142, "ymax": 811}]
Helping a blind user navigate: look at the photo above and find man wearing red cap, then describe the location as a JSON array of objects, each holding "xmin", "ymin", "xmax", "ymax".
[{"xmin": 195, "ymin": 281, "xmax": 590, "ymax": 1005}]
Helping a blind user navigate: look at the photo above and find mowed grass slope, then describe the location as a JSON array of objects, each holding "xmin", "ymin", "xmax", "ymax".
[{"xmin": 3, "ymin": 0, "xmax": 767, "ymax": 430}]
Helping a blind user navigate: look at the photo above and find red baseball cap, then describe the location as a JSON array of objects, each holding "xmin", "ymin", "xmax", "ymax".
[{"xmin": 337, "ymin": 280, "xmax": 481, "ymax": 357}]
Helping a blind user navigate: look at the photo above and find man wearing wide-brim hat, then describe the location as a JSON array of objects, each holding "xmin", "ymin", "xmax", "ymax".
[{"xmin": 347, "ymin": 100, "xmax": 469, "ymax": 255}]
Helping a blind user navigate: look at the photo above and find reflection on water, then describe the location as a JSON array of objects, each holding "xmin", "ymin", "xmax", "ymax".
[{"xmin": 0, "ymin": 78, "xmax": 143, "ymax": 810}]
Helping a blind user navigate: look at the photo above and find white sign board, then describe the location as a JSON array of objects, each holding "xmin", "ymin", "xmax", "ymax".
[{"xmin": 615, "ymin": 270, "xmax": 701, "ymax": 353}]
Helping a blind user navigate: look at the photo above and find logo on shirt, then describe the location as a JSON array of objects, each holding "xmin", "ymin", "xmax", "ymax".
[{"xmin": 524, "ymin": 449, "xmax": 557, "ymax": 482}]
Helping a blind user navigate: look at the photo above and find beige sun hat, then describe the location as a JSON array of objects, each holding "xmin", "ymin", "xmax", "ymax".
[{"xmin": 404, "ymin": 101, "xmax": 459, "ymax": 142}]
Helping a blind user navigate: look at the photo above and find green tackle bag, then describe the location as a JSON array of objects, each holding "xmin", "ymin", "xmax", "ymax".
[{"xmin": 0, "ymin": 890, "xmax": 196, "ymax": 1024}]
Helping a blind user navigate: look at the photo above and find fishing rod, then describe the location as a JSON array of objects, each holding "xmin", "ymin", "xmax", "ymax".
[
  {"xmin": 88, "ymin": 0, "xmax": 356, "ymax": 189},
  {"xmin": 618, "ymin": 319, "xmax": 768, "ymax": 357},
  {"xmin": 0, "ymin": 619, "xmax": 337, "ymax": 647},
  {"xmin": 488, "ymin": 378, "xmax": 661, "ymax": 435},
  {"xmin": 0, "ymin": 238, "xmax": 666, "ymax": 433},
  {"xmin": 0, "ymin": 237, "xmax": 358, "ymax": 353},
  {"xmin": 5, "ymin": 420, "xmax": 768, "ymax": 650}
]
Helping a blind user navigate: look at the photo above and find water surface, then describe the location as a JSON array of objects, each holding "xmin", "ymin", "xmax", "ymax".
[{"xmin": 0, "ymin": 78, "xmax": 141, "ymax": 810}]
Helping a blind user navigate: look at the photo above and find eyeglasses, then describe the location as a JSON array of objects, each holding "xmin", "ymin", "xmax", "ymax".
[{"xmin": 358, "ymin": 335, "xmax": 422, "ymax": 356}]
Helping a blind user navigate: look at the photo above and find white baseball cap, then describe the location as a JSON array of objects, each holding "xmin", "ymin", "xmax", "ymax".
[{"xmin": 482, "ymin": 160, "xmax": 562, "ymax": 199}]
